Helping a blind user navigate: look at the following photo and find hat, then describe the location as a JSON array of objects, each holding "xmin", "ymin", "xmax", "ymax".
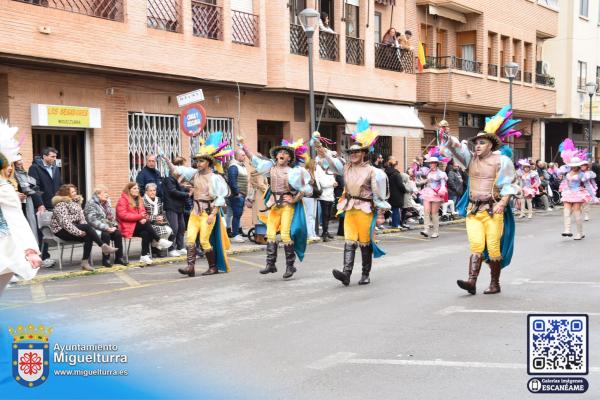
[
  {"xmin": 270, "ymin": 138, "xmax": 308, "ymax": 165},
  {"xmin": 193, "ymin": 131, "xmax": 233, "ymax": 173},
  {"xmin": 559, "ymin": 138, "xmax": 589, "ymax": 167},
  {"xmin": 439, "ymin": 120, "xmax": 449, "ymax": 127},
  {"xmin": 345, "ymin": 118, "xmax": 379, "ymax": 153},
  {"xmin": 469, "ymin": 105, "xmax": 522, "ymax": 151},
  {"xmin": 518, "ymin": 159, "xmax": 531, "ymax": 167},
  {"xmin": 0, "ymin": 119, "xmax": 22, "ymax": 170},
  {"xmin": 427, "ymin": 156, "xmax": 440, "ymax": 163},
  {"xmin": 567, "ymin": 157, "xmax": 587, "ymax": 167}
]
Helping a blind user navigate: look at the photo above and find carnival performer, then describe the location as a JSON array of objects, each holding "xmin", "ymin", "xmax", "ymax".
[
  {"xmin": 318, "ymin": 119, "xmax": 390, "ymax": 286},
  {"xmin": 241, "ymin": 137, "xmax": 312, "ymax": 279},
  {"xmin": 418, "ymin": 147, "xmax": 448, "ymax": 238},
  {"xmin": 0, "ymin": 120, "xmax": 42, "ymax": 296},
  {"xmin": 516, "ymin": 159, "xmax": 540, "ymax": 219},
  {"xmin": 162, "ymin": 131, "xmax": 232, "ymax": 277},
  {"xmin": 440, "ymin": 105, "xmax": 520, "ymax": 295},
  {"xmin": 557, "ymin": 139, "xmax": 592, "ymax": 240},
  {"xmin": 581, "ymin": 160, "xmax": 598, "ymax": 221}
]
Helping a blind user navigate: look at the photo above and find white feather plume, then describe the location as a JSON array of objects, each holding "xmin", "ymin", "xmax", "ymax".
[{"xmin": 0, "ymin": 119, "xmax": 22, "ymax": 163}]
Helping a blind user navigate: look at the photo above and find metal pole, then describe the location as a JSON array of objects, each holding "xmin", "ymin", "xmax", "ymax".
[
  {"xmin": 589, "ymin": 93, "xmax": 593, "ymax": 157},
  {"xmin": 509, "ymin": 77, "xmax": 513, "ymax": 106},
  {"xmin": 307, "ymin": 30, "xmax": 316, "ymax": 158}
]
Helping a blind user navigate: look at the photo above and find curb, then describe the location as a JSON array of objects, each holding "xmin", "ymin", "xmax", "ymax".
[{"xmin": 17, "ymin": 218, "xmax": 467, "ymax": 286}]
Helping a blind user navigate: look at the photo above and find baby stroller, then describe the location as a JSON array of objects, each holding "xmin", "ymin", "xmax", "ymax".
[{"xmin": 247, "ymin": 222, "xmax": 267, "ymax": 245}]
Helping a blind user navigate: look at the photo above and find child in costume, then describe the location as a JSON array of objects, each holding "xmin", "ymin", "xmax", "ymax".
[
  {"xmin": 516, "ymin": 159, "xmax": 540, "ymax": 219},
  {"xmin": 0, "ymin": 120, "xmax": 41, "ymax": 295},
  {"xmin": 557, "ymin": 139, "xmax": 592, "ymax": 240},
  {"xmin": 440, "ymin": 105, "xmax": 520, "ymax": 295},
  {"xmin": 418, "ymin": 147, "xmax": 448, "ymax": 238},
  {"xmin": 163, "ymin": 131, "xmax": 232, "ymax": 277},
  {"xmin": 241, "ymin": 138, "xmax": 312, "ymax": 279},
  {"xmin": 318, "ymin": 119, "xmax": 390, "ymax": 286}
]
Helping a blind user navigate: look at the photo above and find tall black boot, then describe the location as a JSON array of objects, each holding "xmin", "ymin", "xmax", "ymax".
[
  {"xmin": 260, "ymin": 241, "xmax": 278, "ymax": 274},
  {"xmin": 282, "ymin": 243, "xmax": 297, "ymax": 279},
  {"xmin": 457, "ymin": 254, "xmax": 483, "ymax": 295},
  {"xmin": 332, "ymin": 242, "xmax": 357, "ymax": 286},
  {"xmin": 484, "ymin": 260, "xmax": 502, "ymax": 294},
  {"xmin": 201, "ymin": 249, "xmax": 218, "ymax": 276},
  {"xmin": 178, "ymin": 244, "xmax": 196, "ymax": 277},
  {"xmin": 358, "ymin": 244, "xmax": 373, "ymax": 285}
]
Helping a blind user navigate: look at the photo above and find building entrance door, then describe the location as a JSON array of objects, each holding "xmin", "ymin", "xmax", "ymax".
[
  {"xmin": 32, "ymin": 129, "xmax": 87, "ymax": 196},
  {"xmin": 257, "ymin": 121, "xmax": 283, "ymax": 158}
]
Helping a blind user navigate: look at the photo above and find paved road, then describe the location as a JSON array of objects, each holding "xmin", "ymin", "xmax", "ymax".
[{"xmin": 2, "ymin": 208, "xmax": 599, "ymax": 399}]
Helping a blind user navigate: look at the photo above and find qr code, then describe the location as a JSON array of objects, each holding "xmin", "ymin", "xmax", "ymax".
[{"xmin": 528, "ymin": 315, "xmax": 588, "ymax": 375}]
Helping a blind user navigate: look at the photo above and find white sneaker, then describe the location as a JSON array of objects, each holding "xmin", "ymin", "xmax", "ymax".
[
  {"xmin": 168, "ymin": 250, "xmax": 180, "ymax": 257},
  {"xmin": 308, "ymin": 236, "xmax": 320, "ymax": 241},
  {"xmin": 231, "ymin": 235, "xmax": 245, "ymax": 243},
  {"xmin": 584, "ymin": 215, "xmax": 590, "ymax": 221},
  {"xmin": 9, "ymin": 275, "xmax": 20, "ymax": 283},
  {"xmin": 154, "ymin": 239, "xmax": 172, "ymax": 250},
  {"xmin": 140, "ymin": 255, "xmax": 153, "ymax": 265},
  {"xmin": 177, "ymin": 248, "xmax": 187, "ymax": 256},
  {"xmin": 41, "ymin": 259, "xmax": 55, "ymax": 268}
]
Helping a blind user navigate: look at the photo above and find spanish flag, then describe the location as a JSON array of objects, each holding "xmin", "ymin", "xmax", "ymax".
[{"xmin": 417, "ymin": 42, "xmax": 426, "ymax": 72}]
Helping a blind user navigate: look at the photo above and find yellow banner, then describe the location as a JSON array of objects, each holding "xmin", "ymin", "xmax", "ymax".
[{"xmin": 47, "ymin": 106, "xmax": 90, "ymax": 127}]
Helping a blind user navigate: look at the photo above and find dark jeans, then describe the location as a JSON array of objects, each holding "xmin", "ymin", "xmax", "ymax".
[
  {"xmin": 133, "ymin": 221, "xmax": 160, "ymax": 256},
  {"xmin": 391, "ymin": 207, "xmax": 401, "ymax": 228},
  {"xmin": 230, "ymin": 195, "xmax": 245, "ymax": 237},
  {"xmin": 166, "ymin": 210, "xmax": 185, "ymax": 250},
  {"xmin": 100, "ymin": 229, "xmax": 124, "ymax": 260},
  {"xmin": 54, "ymin": 223, "xmax": 103, "ymax": 260},
  {"xmin": 319, "ymin": 200, "xmax": 333, "ymax": 235}
]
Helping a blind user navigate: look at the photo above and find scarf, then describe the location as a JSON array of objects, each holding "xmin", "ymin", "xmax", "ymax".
[{"xmin": 144, "ymin": 194, "xmax": 160, "ymax": 216}]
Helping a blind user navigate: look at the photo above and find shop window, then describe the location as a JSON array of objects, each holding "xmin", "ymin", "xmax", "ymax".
[{"xmin": 128, "ymin": 112, "xmax": 181, "ymax": 181}]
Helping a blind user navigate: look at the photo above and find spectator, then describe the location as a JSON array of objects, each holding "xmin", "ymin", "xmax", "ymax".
[
  {"xmin": 382, "ymin": 28, "xmax": 398, "ymax": 46},
  {"xmin": 143, "ymin": 183, "xmax": 173, "ymax": 256},
  {"xmin": 535, "ymin": 160, "xmax": 552, "ymax": 211},
  {"xmin": 373, "ymin": 154, "xmax": 385, "ymax": 169},
  {"xmin": 399, "ymin": 30, "xmax": 413, "ymax": 50},
  {"xmin": 246, "ymin": 164, "xmax": 269, "ymax": 244},
  {"xmin": 116, "ymin": 182, "xmax": 170, "ymax": 266},
  {"xmin": 136, "ymin": 155, "xmax": 163, "ymax": 197},
  {"xmin": 447, "ymin": 163, "xmax": 464, "ymax": 204},
  {"xmin": 385, "ymin": 156, "xmax": 406, "ymax": 228},
  {"xmin": 316, "ymin": 159, "xmax": 336, "ymax": 241},
  {"xmin": 28, "ymin": 146, "xmax": 62, "ymax": 266},
  {"xmin": 399, "ymin": 166, "xmax": 415, "ymax": 228},
  {"xmin": 84, "ymin": 185, "xmax": 127, "ymax": 267},
  {"xmin": 162, "ymin": 168, "xmax": 189, "ymax": 257},
  {"xmin": 319, "ymin": 12, "xmax": 335, "ymax": 33},
  {"xmin": 13, "ymin": 155, "xmax": 44, "ymax": 243},
  {"xmin": 304, "ymin": 160, "xmax": 321, "ymax": 241},
  {"xmin": 227, "ymin": 150, "xmax": 249, "ymax": 243},
  {"xmin": 50, "ymin": 184, "xmax": 117, "ymax": 271}
]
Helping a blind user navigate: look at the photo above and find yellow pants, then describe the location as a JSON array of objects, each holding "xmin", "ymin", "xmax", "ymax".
[
  {"xmin": 344, "ymin": 209, "xmax": 373, "ymax": 245},
  {"xmin": 465, "ymin": 210, "xmax": 504, "ymax": 260},
  {"xmin": 186, "ymin": 212, "xmax": 216, "ymax": 251},
  {"xmin": 266, "ymin": 205, "xmax": 295, "ymax": 243}
]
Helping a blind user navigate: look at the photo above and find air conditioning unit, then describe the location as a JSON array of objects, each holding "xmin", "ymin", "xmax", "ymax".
[{"xmin": 536, "ymin": 61, "xmax": 551, "ymax": 75}]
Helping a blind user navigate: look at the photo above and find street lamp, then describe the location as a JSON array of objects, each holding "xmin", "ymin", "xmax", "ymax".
[
  {"xmin": 585, "ymin": 81, "xmax": 596, "ymax": 157},
  {"xmin": 299, "ymin": 7, "xmax": 320, "ymax": 152},
  {"xmin": 504, "ymin": 62, "xmax": 520, "ymax": 106}
]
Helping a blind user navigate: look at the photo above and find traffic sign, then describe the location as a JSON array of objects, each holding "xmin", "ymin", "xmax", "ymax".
[{"xmin": 180, "ymin": 103, "xmax": 207, "ymax": 137}]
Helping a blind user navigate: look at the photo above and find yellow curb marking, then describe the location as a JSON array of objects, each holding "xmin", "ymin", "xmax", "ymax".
[
  {"xmin": 386, "ymin": 235, "xmax": 429, "ymax": 242},
  {"xmin": 229, "ymin": 256, "xmax": 264, "ymax": 269},
  {"xmin": 30, "ymin": 284, "xmax": 47, "ymax": 302},
  {"xmin": 316, "ymin": 243, "xmax": 345, "ymax": 251},
  {"xmin": 114, "ymin": 271, "xmax": 141, "ymax": 287}
]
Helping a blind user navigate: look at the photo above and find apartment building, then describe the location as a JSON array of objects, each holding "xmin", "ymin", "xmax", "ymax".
[
  {"xmin": 414, "ymin": 0, "xmax": 558, "ymax": 161},
  {"xmin": 544, "ymin": 0, "xmax": 600, "ymax": 162},
  {"xmin": 0, "ymin": 0, "xmax": 423, "ymax": 200}
]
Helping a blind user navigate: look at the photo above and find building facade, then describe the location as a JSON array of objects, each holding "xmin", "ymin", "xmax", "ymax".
[
  {"xmin": 414, "ymin": 0, "xmax": 558, "ymax": 162},
  {"xmin": 544, "ymin": 0, "xmax": 600, "ymax": 162}
]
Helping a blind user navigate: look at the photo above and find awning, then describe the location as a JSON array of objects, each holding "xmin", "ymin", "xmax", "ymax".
[
  {"xmin": 329, "ymin": 98, "xmax": 424, "ymax": 138},
  {"xmin": 375, "ymin": 0, "xmax": 396, "ymax": 5},
  {"xmin": 428, "ymin": 5, "xmax": 466, "ymax": 23}
]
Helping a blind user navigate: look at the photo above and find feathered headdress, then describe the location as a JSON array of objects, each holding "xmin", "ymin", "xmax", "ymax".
[
  {"xmin": 0, "ymin": 119, "xmax": 24, "ymax": 170},
  {"xmin": 193, "ymin": 131, "xmax": 233, "ymax": 173},
  {"xmin": 426, "ymin": 146, "xmax": 450, "ymax": 163},
  {"xmin": 469, "ymin": 105, "xmax": 522, "ymax": 151},
  {"xmin": 559, "ymin": 138, "xmax": 588, "ymax": 167},
  {"xmin": 270, "ymin": 138, "xmax": 309, "ymax": 165},
  {"xmin": 346, "ymin": 118, "xmax": 379, "ymax": 153}
]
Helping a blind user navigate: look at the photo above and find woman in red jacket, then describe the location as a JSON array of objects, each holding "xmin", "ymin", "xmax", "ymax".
[{"xmin": 116, "ymin": 182, "xmax": 171, "ymax": 265}]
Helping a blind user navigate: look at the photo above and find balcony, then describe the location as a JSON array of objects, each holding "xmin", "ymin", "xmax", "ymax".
[
  {"xmin": 232, "ymin": 10, "xmax": 259, "ymax": 46},
  {"xmin": 13, "ymin": 0, "xmax": 124, "ymax": 21},
  {"xmin": 536, "ymin": 74, "xmax": 555, "ymax": 87},
  {"xmin": 346, "ymin": 37, "xmax": 364, "ymax": 65},
  {"xmin": 290, "ymin": 24, "xmax": 308, "ymax": 56},
  {"xmin": 524, "ymin": 71, "xmax": 532, "ymax": 83},
  {"xmin": 515, "ymin": 71, "xmax": 522, "ymax": 81},
  {"xmin": 488, "ymin": 64, "xmax": 498, "ymax": 77},
  {"xmin": 191, "ymin": 1, "xmax": 222, "ymax": 40},
  {"xmin": 375, "ymin": 44, "xmax": 414, "ymax": 73},
  {"xmin": 319, "ymin": 31, "xmax": 339, "ymax": 61},
  {"xmin": 424, "ymin": 56, "xmax": 482, "ymax": 74},
  {"xmin": 147, "ymin": 0, "xmax": 181, "ymax": 32}
]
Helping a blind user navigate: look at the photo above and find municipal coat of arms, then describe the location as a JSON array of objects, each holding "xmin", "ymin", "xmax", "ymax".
[{"xmin": 9, "ymin": 324, "xmax": 52, "ymax": 388}]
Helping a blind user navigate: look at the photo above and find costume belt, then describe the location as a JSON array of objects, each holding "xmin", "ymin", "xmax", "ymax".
[
  {"xmin": 261, "ymin": 191, "xmax": 295, "ymax": 212},
  {"xmin": 346, "ymin": 194, "xmax": 373, "ymax": 203},
  {"xmin": 468, "ymin": 198, "xmax": 495, "ymax": 217},
  {"xmin": 194, "ymin": 199, "xmax": 213, "ymax": 215}
]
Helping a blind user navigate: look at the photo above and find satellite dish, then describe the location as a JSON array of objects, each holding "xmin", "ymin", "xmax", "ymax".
[{"xmin": 542, "ymin": 61, "xmax": 550, "ymax": 75}]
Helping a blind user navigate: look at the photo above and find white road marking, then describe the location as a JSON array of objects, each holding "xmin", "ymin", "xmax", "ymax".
[
  {"xmin": 30, "ymin": 284, "xmax": 47, "ymax": 302},
  {"xmin": 308, "ymin": 352, "xmax": 356, "ymax": 370},
  {"xmin": 114, "ymin": 271, "xmax": 141, "ymax": 287},
  {"xmin": 510, "ymin": 278, "xmax": 600, "ymax": 286},
  {"xmin": 437, "ymin": 306, "xmax": 600, "ymax": 316}
]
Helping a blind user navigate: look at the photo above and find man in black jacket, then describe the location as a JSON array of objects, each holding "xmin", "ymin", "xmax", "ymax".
[
  {"xmin": 162, "ymin": 169, "xmax": 190, "ymax": 257},
  {"xmin": 28, "ymin": 147, "xmax": 62, "ymax": 265},
  {"xmin": 136, "ymin": 155, "xmax": 163, "ymax": 197},
  {"xmin": 447, "ymin": 162, "xmax": 464, "ymax": 204},
  {"xmin": 385, "ymin": 157, "xmax": 407, "ymax": 228}
]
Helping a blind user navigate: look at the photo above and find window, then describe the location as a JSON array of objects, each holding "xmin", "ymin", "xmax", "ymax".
[
  {"xmin": 577, "ymin": 61, "xmax": 587, "ymax": 90},
  {"xmin": 318, "ymin": 0, "xmax": 334, "ymax": 30},
  {"xmin": 597, "ymin": 66, "xmax": 600, "ymax": 93},
  {"xmin": 345, "ymin": 1, "xmax": 359, "ymax": 38},
  {"xmin": 147, "ymin": 0, "xmax": 180, "ymax": 32},
  {"xmin": 374, "ymin": 12, "xmax": 381, "ymax": 43},
  {"xmin": 580, "ymin": 0, "xmax": 589, "ymax": 17},
  {"xmin": 289, "ymin": 0, "xmax": 306, "ymax": 24}
]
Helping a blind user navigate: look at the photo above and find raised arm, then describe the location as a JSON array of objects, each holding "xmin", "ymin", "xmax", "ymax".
[{"xmin": 440, "ymin": 135, "xmax": 472, "ymax": 170}]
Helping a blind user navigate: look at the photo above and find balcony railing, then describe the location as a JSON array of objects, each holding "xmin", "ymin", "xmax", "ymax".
[
  {"xmin": 374, "ymin": 44, "xmax": 415, "ymax": 73},
  {"xmin": 232, "ymin": 10, "xmax": 259, "ymax": 46},
  {"xmin": 319, "ymin": 31, "xmax": 339, "ymax": 61},
  {"xmin": 191, "ymin": 1, "xmax": 222, "ymax": 40},
  {"xmin": 147, "ymin": 0, "xmax": 180, "ymax": 32},
  {"xmin": 13, "ymin": 0, "xmax": 124, "ymax": 21},
  {"xmin": 346, "ymin": 36, "xmax": 364, "ymax": 65},
  {"xmin": 524, "ymin": 71, "xmax": 533, "ymax": 83},
  {"xmin": 488, "ymin": 64, "xmax": 498, "ymax": 77},
  {"xmin": 290, "ymin": 24, "xmax": 308, "ymax": 56},
  {"xmin": 423, "ymin": 56, "xmax": 481, "ymax": 74},
  {"xmin": 536, "ymin": 74, "xmax": 555, "ymax": 87}
]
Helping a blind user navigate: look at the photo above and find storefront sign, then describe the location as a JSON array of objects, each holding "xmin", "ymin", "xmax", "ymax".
[
  {"xmin": 31, "ymin": 104, "xmax": 101, "ymax": 128},
  {"xmin": 180, "ymin": 103, "xmax": 207, "ymax": 137},
  {"xmin": 177, "ymin": 89, "xmax": 205, "ymax": 107}
]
